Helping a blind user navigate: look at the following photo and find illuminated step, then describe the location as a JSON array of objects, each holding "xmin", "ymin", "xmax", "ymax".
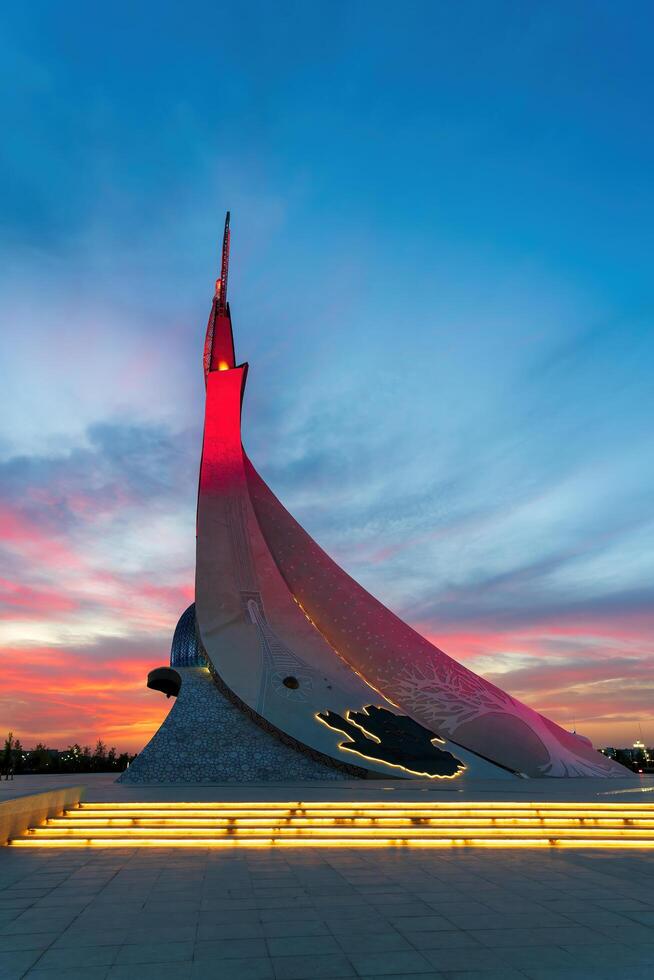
[
  {"xmin": 52, "ymin": 814, "xmax": 654, "ymax": 826},
  {"xmin": 28, "ymin": 825, "xmax": 654, "ymax": 841},
  {"xmin": 59, "ymin": 813, "xmax": 588, "ymax": 820},
  {"xmin": 77, "ymin": 800, "xmax": 654, "ymax": 810},
  {"xmin": 11, "ymin": 836, "xmax": 654, "ymax": 849},
  {"xmin": 10, "ymin": 801, "xmax": 654, "ymax": 849},
  {"xmin": 48, "ymin": 815, "xmax": 654, "ymax": 828},
  {"xmin": 68, "ymin": 807, "xmax": 654, "ymax": 820}
]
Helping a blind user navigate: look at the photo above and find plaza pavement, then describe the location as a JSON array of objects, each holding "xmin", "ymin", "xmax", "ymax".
[
  {"xmin": 1, "ymin": 775, "xmax": 654, "ymax": 980},
  {"xmin": 2, "ymin": 772, "xmax": 654, "ymax": 805}
]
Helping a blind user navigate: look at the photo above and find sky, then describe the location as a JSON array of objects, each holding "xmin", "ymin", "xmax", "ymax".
[{"xmin": 1, "ymin": 1, "xmax": 653, "ymax": 753}]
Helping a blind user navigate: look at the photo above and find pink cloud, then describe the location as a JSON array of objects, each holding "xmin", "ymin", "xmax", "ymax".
[
  {"xmin": 0, "ymin": 578, "xmax": 78, "ymax": 617},
  {"xmin": 0, "ymin": 503, "xmax": 84, "ymax": 571}
]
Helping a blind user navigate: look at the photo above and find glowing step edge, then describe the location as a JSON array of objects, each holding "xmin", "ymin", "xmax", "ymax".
[{"xmin": 10, "ymin": 837, "xmax": 654, "ymax": 849}]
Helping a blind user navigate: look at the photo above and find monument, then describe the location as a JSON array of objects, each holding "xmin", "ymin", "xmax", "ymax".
[{"xmin": 121, "ymin": 215, "xmax": 627, "ymax": 783}]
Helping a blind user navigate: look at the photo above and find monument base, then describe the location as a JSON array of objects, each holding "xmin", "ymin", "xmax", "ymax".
[{"xmin": 119, "ymin": 666, "xmax": 367, "ymax": 784}]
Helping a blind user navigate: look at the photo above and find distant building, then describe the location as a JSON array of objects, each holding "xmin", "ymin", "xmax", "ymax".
[{"xmin": 602, "ymin": 741, "xmax": 653, "ymax": 773}]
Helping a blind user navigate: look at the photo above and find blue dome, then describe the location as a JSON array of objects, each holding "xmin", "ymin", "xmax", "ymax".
[{"xmin": 170, "ymin": 603, "xmax": 204, "ymax": 667}]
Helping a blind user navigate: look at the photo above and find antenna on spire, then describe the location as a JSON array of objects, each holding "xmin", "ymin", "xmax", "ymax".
[
  {"xmin": 203, "ymin": 211, "xmax": 236, "ymax": 379},
  {"xmin": 215, "ymin": 211, "xmax": 231, "ymax": 312}
]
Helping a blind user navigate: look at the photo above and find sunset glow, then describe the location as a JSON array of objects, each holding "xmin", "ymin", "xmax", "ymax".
[{"xmin": 1, "ymin": 4, "xmax": 652, "ymax": 755}]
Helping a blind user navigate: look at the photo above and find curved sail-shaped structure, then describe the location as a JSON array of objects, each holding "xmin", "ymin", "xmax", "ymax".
[{"xmin": 126, "ymin": 215, "xmax": 628, "ymax": 783}]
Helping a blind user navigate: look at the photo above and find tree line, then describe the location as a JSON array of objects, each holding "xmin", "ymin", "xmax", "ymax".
[{"xmin": 1, "ymin": 732, "xmax": 135, "ymax": 778}]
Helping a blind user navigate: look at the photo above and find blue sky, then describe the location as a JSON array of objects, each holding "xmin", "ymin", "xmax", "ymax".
[{"xmin": 1, "ymin": 1, "xmax": 653, "ymax": 749}]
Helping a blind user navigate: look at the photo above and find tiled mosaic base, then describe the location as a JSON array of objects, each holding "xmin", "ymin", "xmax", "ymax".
[{"xmin": 118, "ymin": 667, "xmax": 352, "ymax": 783}]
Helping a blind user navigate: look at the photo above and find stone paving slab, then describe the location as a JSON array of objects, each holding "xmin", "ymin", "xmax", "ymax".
[{"xmin": 0, "ymin": 845, "xmax": 653, "ymax": 979}]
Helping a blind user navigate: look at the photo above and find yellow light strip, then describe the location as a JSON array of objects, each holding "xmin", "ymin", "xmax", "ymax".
[
  {"xmin": 48, "ymin": 817, "xmax": 654, "ymax": 829},
  {"xmin": 74, "ymin": 806, "xmax": 654, "ymax": 817},
  {"xmin": 68, "ymin": 811, "xmax": 654, "ymax": 824},
  {"xmin": 78, "ymin": 800, "xmax": 654, "ymax": 810},
  {"xmin": 29, "ymin": 825, "xmax": 654, "ymax": 838},
  {"xmin": 10, "ymin": 837, "xmax": 654, "ymax": 849},
  {"xmin": 69, "ymin": 806, "xmax": 654, "ymax": 816}
]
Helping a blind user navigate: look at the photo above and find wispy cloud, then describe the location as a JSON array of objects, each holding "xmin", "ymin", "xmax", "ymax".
[{"xmin": 1, "ymin": 2, "xmax": 652, "ymax": 751}]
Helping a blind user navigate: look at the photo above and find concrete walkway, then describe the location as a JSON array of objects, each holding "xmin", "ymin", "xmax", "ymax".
[
  {"xmin": 2, "ymin": 776, "xmax": 654, "ymax": 979},
  {"xmin": 2, "ymin": 773, "xmax": 653, "ymax": 805},
  {"xmin": 1, "ymin": 838, "xmax": 654, "ymax": 979}
]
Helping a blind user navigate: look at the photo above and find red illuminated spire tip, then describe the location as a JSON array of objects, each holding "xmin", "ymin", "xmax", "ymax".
[
  {"xmin": 214, "ymin": 211, "xmax": 231, "ymax": 310},
  {"xmin": 203, "ymin": 211, "xmax": 236, "ymax": 378}
]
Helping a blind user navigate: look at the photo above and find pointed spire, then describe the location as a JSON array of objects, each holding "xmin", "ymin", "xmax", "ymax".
[
  {"xmin": 215, "ymin": 211, "xmax": 231, "ymax": 311},
  {"xmin": 203, "ymin": 211, "xmax": 236, "ymax": 379}
]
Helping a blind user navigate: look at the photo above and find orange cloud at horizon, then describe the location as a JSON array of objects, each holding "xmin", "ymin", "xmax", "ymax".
[
  {"xmin": 1, "ymin": 644, "xmax": 170, "ymax": 752},
  {"xmin": 0, "ymin": 428, "xmax": 651, "ymax": 757},
  {"xmin": 2, "ymin": 609, "xmax": 652, "ymax": 755},
  {"xmin": 418, "ymin": 620, "xmax": 653, "ymax": 749}
]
